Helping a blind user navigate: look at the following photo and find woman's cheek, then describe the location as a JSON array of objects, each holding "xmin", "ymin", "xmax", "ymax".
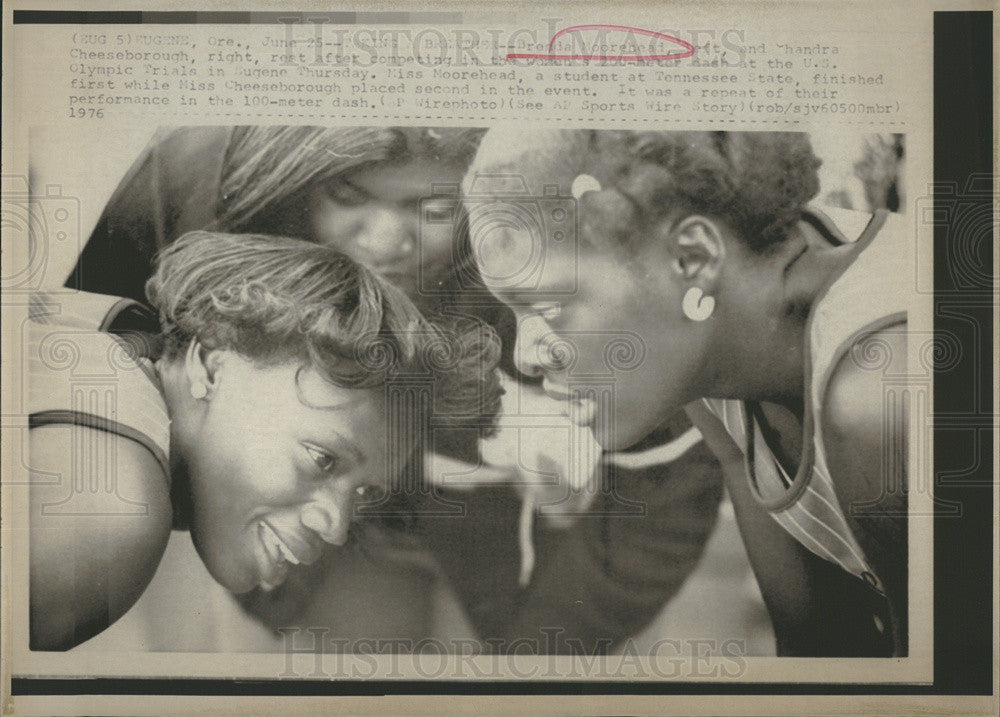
[
  {"xmin": 309, "ymin": 199, "xmax": 359, "ymax": 249},
  {"xmin": 417, "ymin": 226, "xmax": 455, "ymax": 272},
  {"xmin": 236, "ymin": 445, "xmax": 299, "ymax": 499}
]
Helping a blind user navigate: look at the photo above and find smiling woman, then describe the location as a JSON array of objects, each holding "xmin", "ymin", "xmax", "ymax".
[
  {"xmin": 29, "ymin": 230, "xmax": 501, "ymax": 650},
  {"xmin": 61, "ymin": 125, "xmax": 725, "ymax": 657}
]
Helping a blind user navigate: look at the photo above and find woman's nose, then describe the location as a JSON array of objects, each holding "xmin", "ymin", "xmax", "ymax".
[
  {"xmin": 348, "ymin": 206, "xmax": 416, "ymax": 267},
  {"xmin": 300, "ymin": 485, "xmax": 352, "ymax": 546}
]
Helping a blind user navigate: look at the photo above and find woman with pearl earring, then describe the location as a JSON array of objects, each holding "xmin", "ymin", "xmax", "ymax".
[
  {"xmin": 467, "ymin": 128, "xmax": 911, "ymax": 657},
  {"xmin": 28, "ymin": 231, "xmax": 501, "ymax": 650}
]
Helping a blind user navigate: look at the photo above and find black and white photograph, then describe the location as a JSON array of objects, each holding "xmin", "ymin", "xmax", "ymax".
[
  {"xmin": 23, "ymin": 124, "xmax": 911, "ymax": 657},
  {"xmin": 2, "ymin": 1, "xmax": 995, "ymax": 715}
]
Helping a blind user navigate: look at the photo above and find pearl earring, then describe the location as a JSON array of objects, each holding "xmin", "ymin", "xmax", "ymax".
[
  {"xmin": 189, "ymin": 382, "xmax": 208, "ymax": 400},
  {"xmin": 571, "ymin": 173, "xmax": 602, "ymax": 199},
  {"xmin": 682, "ymin": 287, "xmax": 715, "ymax": 321}
]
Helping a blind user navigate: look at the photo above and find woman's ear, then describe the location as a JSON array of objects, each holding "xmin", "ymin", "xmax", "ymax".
[
  {"xmin": 660, "ymin": 215, "xmax": 726, "ymax": 290},
  {"xmin": 183, "ymin": 340, "xmax": 225, "ymax": 401}
]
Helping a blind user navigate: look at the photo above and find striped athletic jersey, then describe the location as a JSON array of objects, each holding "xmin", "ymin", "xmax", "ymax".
[
  {"xmin": 703, "ymin": 206, "xmax": 909, "ymax": 595},
  {"xmin": 28, "ymin": 291, "xmax": 170, "ymax": 482}
]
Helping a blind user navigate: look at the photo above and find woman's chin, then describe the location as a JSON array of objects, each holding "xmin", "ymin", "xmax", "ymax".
[
  {"xmin": 211, "ymin": 563, "xmax": 257, "ymax": 594},
  {"xmin": 198, "ymin": 549, "xmax": 261, "ymax": 595},
  {"xmin": 230, "ymin": 581, "xmax": 259, "ymax": 596},
  {"xmin": 592, "ymin": 421, "xmax": 645, "ymax": 453}
]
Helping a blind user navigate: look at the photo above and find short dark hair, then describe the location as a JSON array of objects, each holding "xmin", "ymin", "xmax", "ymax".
[
  {"xmin": 621, "ymin": 131, "xmax": 822, "ymax": 252},
  {"xmin": 466, "ymin": 129, "xmax": 822, "ymax": 254},
  {"xmin": 147, "ymin": 231, "xmax": 502, "ymax": 433}
]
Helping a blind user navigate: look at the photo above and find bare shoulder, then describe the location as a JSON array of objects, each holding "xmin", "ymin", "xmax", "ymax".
[
  {"xmin": 821, "ymin": 324, "xmax": 909, "ymax": 652},
  {"xmin": 29, "ymin": 424, "xmax": 172, "ymax": 650},
  {"xmin": 821, "ymin": 323, "xmax": 908, "ymax": 486},
  {"xmin": 29, "ymin": 423, "xmax": 172, "ymax": 527}
]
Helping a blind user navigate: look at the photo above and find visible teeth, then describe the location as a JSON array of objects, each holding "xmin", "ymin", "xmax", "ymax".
[
  {"xmin": 262, "ymin": 522, "xmax": 300, "ymax": 565},
  {"xmin": 276, "ymin": 538, "xmax": 300, "ymax": 565},
  {"xmin": 258, "ymin": 523, "xmax": 280, "ymax": 563}
]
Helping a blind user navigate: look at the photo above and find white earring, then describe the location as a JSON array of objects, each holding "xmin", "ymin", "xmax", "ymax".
[
  {"xmin": 571, "ymin": 173, "xmax": 602, "ymax": 199},
  {"xmin": 682, "ymin": 287, "xmax": 715, "ymax": 321},
  {"xmin": 189, "ymin": 382, "xmax": 208, "ymax": 400}
]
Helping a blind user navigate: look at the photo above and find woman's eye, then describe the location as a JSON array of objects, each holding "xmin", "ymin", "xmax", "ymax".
[
  {"xmin": 324, "ymin": 181, "xmax": 369, "ymax": 207},
  {"xmin": 305, "ymin": 446, "xmax": 339, "ymax": 475}
]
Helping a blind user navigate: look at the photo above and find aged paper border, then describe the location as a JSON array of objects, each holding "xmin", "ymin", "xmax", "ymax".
[{"xmin": 3, "ymin": 0, "xmax": 997, "ymax": 714}]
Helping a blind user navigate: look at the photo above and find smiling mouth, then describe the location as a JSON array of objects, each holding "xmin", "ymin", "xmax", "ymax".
[
  {"xmin": 255, "ymin": 521, "xmax": 322, "ymax": 591},
  {"xmin": 255, "ymin": 525, "xmax": 288, "ymax": 592},
  {"xmin": 259, "ymin": 522, "xmax": 300, "ymax": 565}
]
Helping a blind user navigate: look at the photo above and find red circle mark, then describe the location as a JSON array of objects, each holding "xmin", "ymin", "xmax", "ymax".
[{"xmin": 506, "ymin": 24, "xmax": 696, "ymax": 62}]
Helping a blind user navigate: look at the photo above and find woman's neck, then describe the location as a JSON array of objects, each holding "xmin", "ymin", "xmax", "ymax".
[
  {"xmin": 708, "ymin": 219, "xmax": 855, "ymax": 410},
  {"xmin": 154, "ymin": 357, "xmax": 196, "ymax": 479}
]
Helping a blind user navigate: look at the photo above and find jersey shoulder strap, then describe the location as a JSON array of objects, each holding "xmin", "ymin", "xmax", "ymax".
[{"xmin": 28, "ymin": 291, "xmax": 170, "ymax": 480}]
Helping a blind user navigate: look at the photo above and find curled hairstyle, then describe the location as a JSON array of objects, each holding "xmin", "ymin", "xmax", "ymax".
[
  {"xmin": 146, "ymin": 231, "xmax": 502, "ymax": 433},
  {"xmin": 468, "ymin": 129, "xmax": 822, "ymax": 254},
  {"xmin": 621, "ymin": 131, "xmax": 822, "ymax": 252}
]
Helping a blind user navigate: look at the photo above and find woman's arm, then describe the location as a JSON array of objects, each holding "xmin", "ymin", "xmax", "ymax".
[
  {"xmin": 29, "ymin": 425, "xmax": 172, "ymax": 650},
  {"xmin": 689, "ymin": 395, "xmax": 904, "ymax": 656},
  {"xmin": 504, "ymin": 426, "xmax": 724, "ymax": 654},
  {"xmin": 821, "ymin": 324, "xmax": 909, "ymax": 654},
  {"xmin": 422, "ymin": 411, "xmax": 723, "ymax": 654}
]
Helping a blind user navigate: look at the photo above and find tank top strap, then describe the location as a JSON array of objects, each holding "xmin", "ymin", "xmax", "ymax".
[
  {"xmin": 700, "ymin": 207, "xmax": 909, "ymax": 595},
  {"xmin": 809, "ymin": 209, "xmax": 909, "ymax": 426},
  {"xmin": 28, "ymin": 291, "xmax": 170, "ymax": 482}
]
